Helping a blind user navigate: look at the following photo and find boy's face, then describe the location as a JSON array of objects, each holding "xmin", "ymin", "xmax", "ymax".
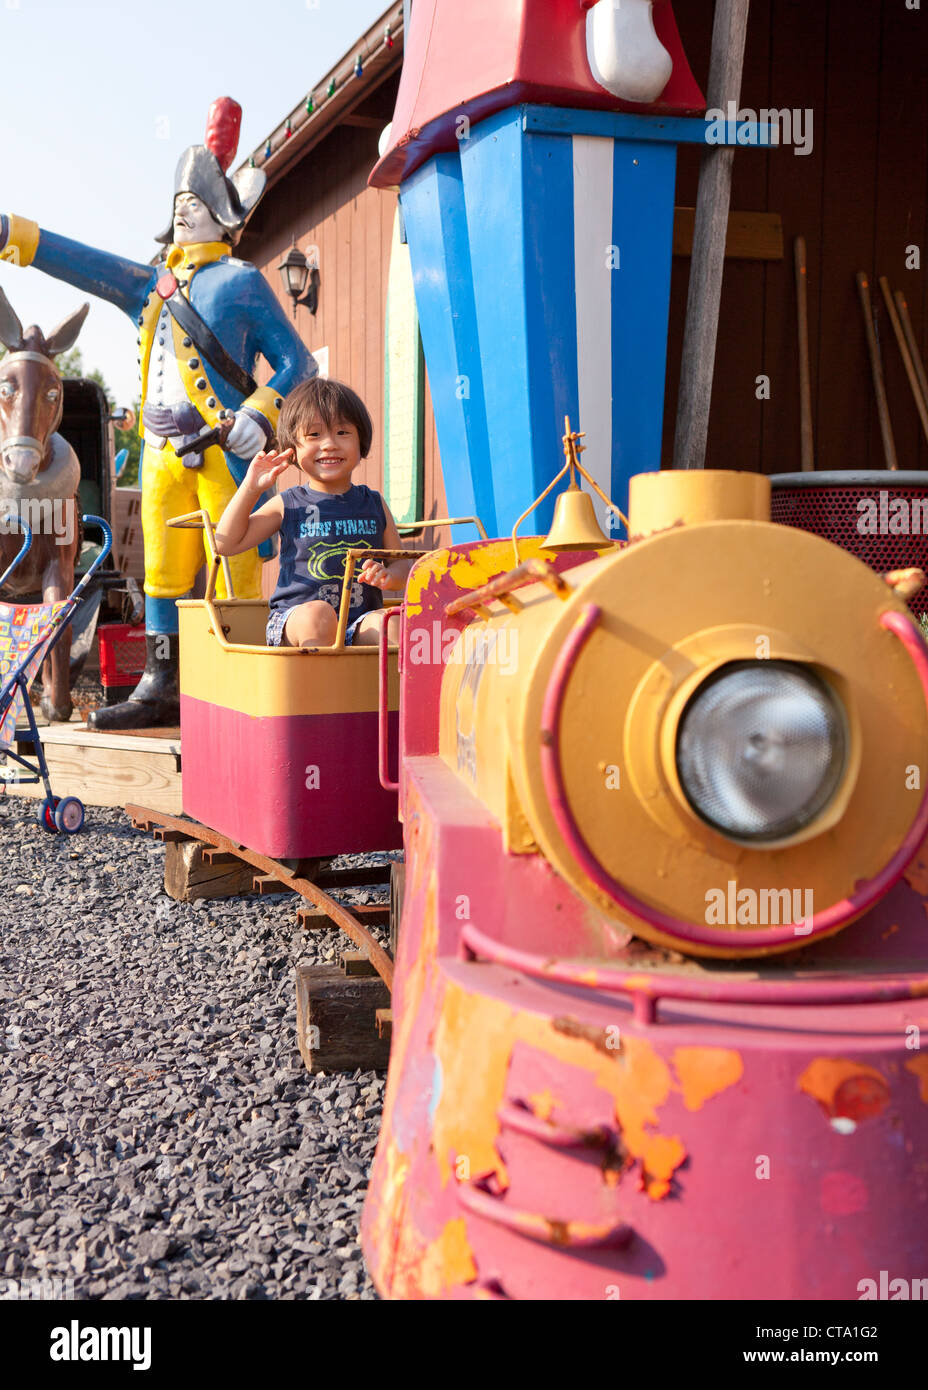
[{"xmin": 295, "ymin": 415, "xmax": 361, "ymax": 492}]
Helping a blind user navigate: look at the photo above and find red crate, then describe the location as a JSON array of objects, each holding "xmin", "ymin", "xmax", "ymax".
[{"xmin": 98, "ymin": 623, "xmax": 147, "ymax": 688}]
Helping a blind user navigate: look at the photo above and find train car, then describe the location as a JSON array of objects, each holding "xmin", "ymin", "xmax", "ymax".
[
  {"xmin": 171, "ymin": 512, "xmax": 485, "ymax": 866},
  {"xmin": 361, "ymin": 459, "xmax": 928, "ymax": 1301},
  {"xmin": 173, "ymin": 515, "xmax": 404, "ymax": 862}
]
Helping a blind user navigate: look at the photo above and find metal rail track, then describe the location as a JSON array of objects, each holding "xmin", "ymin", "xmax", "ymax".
[{"xmin": 126, "ymin": 803, "xmax": 395, "ymax": 991}]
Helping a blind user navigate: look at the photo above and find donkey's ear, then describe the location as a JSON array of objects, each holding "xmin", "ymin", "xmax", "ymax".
[
  {"xmin": 44, "ymin": 301, "xmax": 90, "ymax": 356},
  {"xmin": 0, "ymin": 285, "xmax": 25, "ymax": 351}
]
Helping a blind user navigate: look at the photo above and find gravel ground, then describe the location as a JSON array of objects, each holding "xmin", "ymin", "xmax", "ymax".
[{"xmin": 0, "ymin": 799, "xmax": 393, "ymax": 1301}]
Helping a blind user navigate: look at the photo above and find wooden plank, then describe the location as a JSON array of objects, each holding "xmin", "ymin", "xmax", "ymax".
[
  {"xmin": 672, "ymin": 0, "xmax": 752, "ymax": 470},
  {"xmin": 299, "ymin": 904, "xmax": 390, "ymax": 929},
  {"xmin": 341, "ymin": 950, "xmax": 378, "ymax": 977},
  {"xmin": 760, "ymin": 0, "xmax": 828, "ymax": 477},
  {"xmin": 703, "ymin": 0, "xmax": 771, "ymax": 473},
  {"xmin": 873, "ymin": 0, "xmax": 928, "ymax": 470},
  {"xmin": 335, "ymin": 137, "xmax": 354, "ymax": 383},
  {"xmin": 350, "ymin": 127, "xmax": 369, "ymax": 408},
  {"xmin": 295, "ymin": 964, "xmax": 390, "ymax": 1073},
  {"xmin": 367, "ymin": 182, "xmax": 390, "ymax": 497},
  {"xmin": 375, "ymin": 1008, "xmax": 392, "ymax": 1041},
  {"xmin": 30, "ymin": 723, "xmax": 181, "ymax": 756},
  {"xmin": 672, "ymin": 207, "xmax": 783, "ymax": 260},
  {"xmin": 816, "ymin": 1, "xmax": 883, "ymax": 471},
  {"xmin": 164, "ymin": 839, "xmax": 258, "ymax": 903},
  {"xmin": 4, "ymin": 740, "xmax": 182, "ymax": 812},
  {"xmin": 111, "ymin": 487, "xmax": 144, "ymax": 582}
]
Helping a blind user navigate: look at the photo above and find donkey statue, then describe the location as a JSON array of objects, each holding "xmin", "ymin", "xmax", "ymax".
[{"xmin": 0, "ymin": 286, "xmax": 89, "ymax": 721}]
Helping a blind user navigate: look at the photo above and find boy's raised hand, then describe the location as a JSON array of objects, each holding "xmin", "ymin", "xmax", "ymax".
[{"xmin": 245, "ymin": 447, "xmax": 294, "ymax": 494}]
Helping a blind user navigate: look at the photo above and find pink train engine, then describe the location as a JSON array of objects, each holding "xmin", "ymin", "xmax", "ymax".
[{"xmin": 362, "ymin": 466, "xmax": 928, "ymax": 1301}]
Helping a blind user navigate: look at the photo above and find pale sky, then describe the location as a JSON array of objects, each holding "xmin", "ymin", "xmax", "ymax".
[{"xmin": 0, "ymin": 0, "xmax": 391, "ymax": 405}]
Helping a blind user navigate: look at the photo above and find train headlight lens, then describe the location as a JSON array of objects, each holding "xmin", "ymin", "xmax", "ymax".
[{"xmin": 676, "ymin": 662, "xmax": 846, "ymax": 841}]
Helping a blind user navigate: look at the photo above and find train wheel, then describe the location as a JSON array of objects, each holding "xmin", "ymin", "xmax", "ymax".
[
  {"xmin": 389, "ymin": 860, "xmax": 406, "ymax": 959},
  {"xmin": 37, "ymin": 796, "xmax": 59, "ymax": 833}
]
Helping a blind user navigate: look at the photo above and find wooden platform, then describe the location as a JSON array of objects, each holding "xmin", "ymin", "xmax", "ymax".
[{"xmin": 3, "ymin": 722, "xmax": 182, "ymax": 813}]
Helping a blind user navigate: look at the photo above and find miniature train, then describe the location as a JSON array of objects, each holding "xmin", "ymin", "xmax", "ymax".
[
  {"xmin": 169, "ymin": 511, "xmax": 483, "ymax": 866},
  {"xmin": 359, "ymin": 463, "xmax": 928, "ymax": 1300}
]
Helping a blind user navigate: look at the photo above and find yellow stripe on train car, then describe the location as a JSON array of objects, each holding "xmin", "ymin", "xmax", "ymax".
[{"xmin": 176, "ymin": 600, "xmax": 400, "ymax": 720}]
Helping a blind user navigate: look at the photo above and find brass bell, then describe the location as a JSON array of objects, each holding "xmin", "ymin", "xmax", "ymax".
[
  {"xmin": 541, "ymin": 482, "xmax": 611, "ymax": 551},
  {"xmin": 511, "ymin": 416, "xmax": 625, "ymax": 564}
]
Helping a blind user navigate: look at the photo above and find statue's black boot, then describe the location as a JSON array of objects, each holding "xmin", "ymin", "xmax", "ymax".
[{"xmin": 88, "ymin": 633, "xmax": 180, "ymax": 730}]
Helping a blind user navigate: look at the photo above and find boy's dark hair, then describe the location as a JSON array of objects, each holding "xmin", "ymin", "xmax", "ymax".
[{"xmin": 277, "ymin": 377, "xmax": 373, "ymax": 459}]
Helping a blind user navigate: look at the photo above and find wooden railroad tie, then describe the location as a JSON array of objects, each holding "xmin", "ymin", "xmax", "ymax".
[
  {"xmin": 296, "ymin": 964, "xmax": 391, "ymax": 1073},
  {"xmin": 375, "ymin": 1009, "xmax": 393, "ymax": 1042},
  {"xmin": 164, "ymin": 839, "xmax": 257, "ymax": 903},
  {"xmin": 300, "ymin": 903, "xmax": 390, "ymax": 930},
  {"xmin": 340, "ymin": 951, "xmax": 378, "ymax": 977}
]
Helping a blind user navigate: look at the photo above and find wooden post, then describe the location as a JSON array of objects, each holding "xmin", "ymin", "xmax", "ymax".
[
  {"xmin": 295, "ymin": 964, "xmax": 391, "ymax": 1072},
  {"xmin": 672, "ymin": 0, "xmax": 752, "ymax": 471}
]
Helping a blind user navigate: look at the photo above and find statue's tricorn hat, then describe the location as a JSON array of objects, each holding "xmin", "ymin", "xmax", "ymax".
[{"xmin": 155, "ymin": 96, "xmax": 267, "ymax": 244}]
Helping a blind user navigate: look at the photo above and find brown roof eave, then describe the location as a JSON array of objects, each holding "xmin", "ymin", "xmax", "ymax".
[{"xmin": 241, "ymin": 1, "xmax": 404, "ymax": 195}]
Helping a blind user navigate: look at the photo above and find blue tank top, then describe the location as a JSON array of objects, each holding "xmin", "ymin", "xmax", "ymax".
[{"xmin": 270, "ymin": 483, "xmax": 387, "ymax": 619}]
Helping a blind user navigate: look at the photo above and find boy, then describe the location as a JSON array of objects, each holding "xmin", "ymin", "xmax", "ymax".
[{"xmin": 214, "ymin": 378, "xmax": 412, "ymax": 647}]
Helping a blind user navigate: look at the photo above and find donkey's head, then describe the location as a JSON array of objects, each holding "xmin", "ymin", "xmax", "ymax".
[{"xmin": 0, "ymin": 287, "xmax": 89, "ymax": 484}]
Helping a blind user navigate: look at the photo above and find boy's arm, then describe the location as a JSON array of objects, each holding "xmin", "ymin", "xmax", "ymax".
[
  {"xmin": 213, "ymin": 449, "xmax": 291, "ymax": 556},
  {"xmin": 358, "ymin": 501, "xmax": 414, "ymax": 591}
]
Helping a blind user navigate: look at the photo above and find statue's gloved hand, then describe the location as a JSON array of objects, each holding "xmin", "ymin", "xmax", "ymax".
[
  {"xmin": 585, "ymin": 0, "xmax": 673, "ymax": 105},
  {"xmin": 224, "ymin": 410, "xmax": 268, "ymax": 460}
]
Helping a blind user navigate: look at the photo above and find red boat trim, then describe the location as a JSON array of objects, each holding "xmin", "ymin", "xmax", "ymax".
[{"xmin": 537, "ymin": 604, "xmax": 928, "ymax": 950}]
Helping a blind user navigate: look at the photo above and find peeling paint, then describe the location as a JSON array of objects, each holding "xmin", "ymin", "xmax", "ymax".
[
  {"xmin": 903, "ymin": 844, "xmax": 928, "ymax": 898},
  {"xmin": 905, "ymin": 1055, "xmax": 928, "ymax": 1103},
  {"xmin": 527, "ymin": 1088, "xmax": 556, "ymax": 1121},
  {"xmin": 552, "ymin": 1014, "xmax": 616, "ymax": 1055},
  {"xmin": 431, "ymin": 982, "xmax": 688, "ymax": 1202},
  {"xmin": 799, "ymin": 1058, "xmax": 890, "ymax": 1125},
  {"xmin": 366, "ymin": 1138, "xmax": 411, "ymax": 1294},
  {"xmin": 405, "ymin": 540, "xmax": 552, "ymax": 618},
  {"xmin": 672, "ymin": 1047, "xmax": 744, "ymax": 1111},
  {"xmin": 419, "ymin": 1219, "xmax": 478, "ymax": 1296}
]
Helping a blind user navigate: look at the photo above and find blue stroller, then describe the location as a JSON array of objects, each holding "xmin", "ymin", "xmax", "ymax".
[{"xmin": 0, "ymin": 513, "xmax": 113, "ymax": 833}]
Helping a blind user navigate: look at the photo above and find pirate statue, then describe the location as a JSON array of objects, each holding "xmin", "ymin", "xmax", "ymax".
[{"xmin": 0, "ymin": 97, "xmax": 317, "ymax": 728}]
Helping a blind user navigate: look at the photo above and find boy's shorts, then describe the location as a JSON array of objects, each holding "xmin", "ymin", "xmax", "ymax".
[{"xmin": 265, "ymin": 605, "xmax": 367, "ymax": 648}]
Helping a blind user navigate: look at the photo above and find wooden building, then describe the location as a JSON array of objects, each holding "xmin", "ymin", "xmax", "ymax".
[{"xmin": 238, "ymin": 0, "xmax": 928, "ymax": 584}]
